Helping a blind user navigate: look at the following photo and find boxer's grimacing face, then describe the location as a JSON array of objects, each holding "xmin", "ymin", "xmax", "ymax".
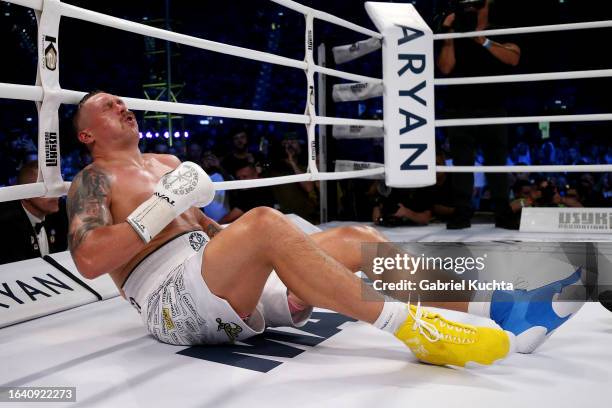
[{"xmin": 77, "ymin": 93, "xmax": 139, "ymax": 150}]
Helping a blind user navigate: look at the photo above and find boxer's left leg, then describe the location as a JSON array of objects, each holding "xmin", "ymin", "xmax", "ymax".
[
  {"xmin": 307, "ymin": 226, "xmax": 471, "ymax": 312},
  {"xmin": 309, "ymin": 226, "xmax": 585, "ymax": 354}
]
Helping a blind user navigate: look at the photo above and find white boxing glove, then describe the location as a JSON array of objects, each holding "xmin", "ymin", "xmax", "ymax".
[{"xmin": 127, "ymin": 161, "xmax": 215, "ymax": 242}]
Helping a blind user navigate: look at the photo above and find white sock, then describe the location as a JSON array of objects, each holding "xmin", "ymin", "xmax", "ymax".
[
  {"xmin": 467, "ymin": 290, "xmax": 494, "ymax": 318},
  {"xmin": 467, "ymin": 301, "xmax": 491, "ymax": 318},
  {"xmin": 373, "ymin": 301, "xmax": 409, "ymax": 333}
]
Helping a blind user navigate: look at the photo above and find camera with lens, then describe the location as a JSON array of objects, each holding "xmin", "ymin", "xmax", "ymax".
[
  {"xmin": 375, "ymin": 197, "xmax": 419, "ymax": 227},
  {"xmin": 437, "ymin": 0, "xmax": 486, "ymax": 33}
]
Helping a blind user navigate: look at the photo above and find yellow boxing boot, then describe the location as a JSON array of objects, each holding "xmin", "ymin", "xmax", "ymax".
[{"xmin": 395, "ymin": 303, "xmax": 513, "ymax": 367}]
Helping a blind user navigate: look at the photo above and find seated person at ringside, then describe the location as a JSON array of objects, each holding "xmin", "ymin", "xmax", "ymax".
[
  {"xmin": 371, "ymin": 153, "xmax": 454, "ymax": 226},
  {"xmin": 0, "ymin": 161, "xmax": 68, "ymax": 264},
  {"xmin": 219, "ymin": 160, "xmax": 277, "ymax": 224}
]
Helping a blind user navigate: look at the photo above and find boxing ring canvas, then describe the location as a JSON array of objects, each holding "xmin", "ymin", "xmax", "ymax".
[
  {"xmin": 1, "ymin": 217, "xmax": 611, "ymax": 408},
  {"xmin": 1, "ymin": 0, "xmax": 612, "ymax": 405}
]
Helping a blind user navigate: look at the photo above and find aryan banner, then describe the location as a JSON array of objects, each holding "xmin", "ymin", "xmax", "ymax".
[{"xmin": 366, "ymin": 2, "xmax": 435, "ymax": 187}]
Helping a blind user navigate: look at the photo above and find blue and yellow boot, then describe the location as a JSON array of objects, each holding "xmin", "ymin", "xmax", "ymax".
[{"xmin": 395, "ymin": 304, "xmax": 513, "ymax": 367}]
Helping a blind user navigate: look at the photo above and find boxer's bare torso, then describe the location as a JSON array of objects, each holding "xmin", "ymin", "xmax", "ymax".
[{"xmin": 68, "ymin": 153, "xmax": 220, "ymax": 291}]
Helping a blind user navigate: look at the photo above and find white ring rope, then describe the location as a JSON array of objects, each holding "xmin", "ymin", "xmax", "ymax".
[
  {"xmin": 215, "ymin": 167, "xmax": 385, "ymax": 191},
  {"xmin": 0, "ymin": 84, "xmax": 384, "ymax": 128},
  {"xmin": 313, "ymin": 65, "xmax": 382, "ymax": 86},
  {"xmin": 435, "ymin": 113, "xmax": 612, "ymax": 127},
  {"xmin": 315, "ymin": 115, "xmax": 382, "ymax": 127},
  {"xmin": 269, "ymin": 0, "xmax": 383, "ymax": 39},
  {"xmin": 57, "ymin": 2, "xmax": 382, "ymax": 86},
  {"xmin": 58, "ymin": 2, "xmax": 306, "ymax": 71},
  {"xmin": 435, "ymin": 68, "xmax": 612, "ymax": 86},
  {"xmin": 0, "ymin": 83, "xmax": 43, "ymax": 102},
  {"xmin": 0, "ymin": 183, "xmax": 46, "ymax": 202},
  {"xmin": 433, "ymin": 19, "xmax": 612, "ymax": 40},
  {"xmin": 440, "ymin": 165, "xmax": 612, "ymax": 173}
]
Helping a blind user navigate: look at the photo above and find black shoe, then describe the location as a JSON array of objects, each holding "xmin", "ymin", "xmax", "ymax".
[
  {"xmin": 494, "ymin": 204, "xmax": 520, "ymax": 230},
  {"xmin": 599, "ymin": 291, "xmax": 612, "ymax": 313},
  {"xmin": 494, "ymin": 215, "xmax": 520, "ymax": 230},
  {"xmin": 446, "ymin": 207, "xmax": 472, "ymax": 230}
]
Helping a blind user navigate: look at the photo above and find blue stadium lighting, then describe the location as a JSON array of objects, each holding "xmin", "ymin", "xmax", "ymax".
[
  {"xmin": 174, "ymin": 131, "xmax": 180, "ymax": 138},
  {"xmin": 139, "ymin": 132, "xmax": 143, "ymax": 139},
  {"xmin": 145, "ymin": 132, "xmax": 152, "ymax": 139},
  {"xmin": 184, "ymin": 131, "xmax": 189, "ymax": 138},
  {"xmin": 155, "ymin": 132, "xmax": 160, "ymax": 138},
  {"xmin": 163, "ymin": 132, "xmax": 169, "ymax": 139},
  {"xmin": 25, "ymin": 117, "xmax": 32, "ymax": 122},
  {"xmin": 200, "ymin": 119, "xmax": 209, "ymax": 125}
]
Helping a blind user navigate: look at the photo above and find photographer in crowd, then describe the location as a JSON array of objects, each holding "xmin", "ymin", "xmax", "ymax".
[
  {"xmin": 371, "ymin": 152, "xmax": 454, "ymax": 226},
  {"xmin": 436, "ymin": 0, "xmax": 521, "ymax": 229}
]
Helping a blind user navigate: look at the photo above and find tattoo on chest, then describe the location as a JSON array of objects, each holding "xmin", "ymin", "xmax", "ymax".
[{"xmin": 67, "ymin": 166, "xmax": 113, "ymax": 252}]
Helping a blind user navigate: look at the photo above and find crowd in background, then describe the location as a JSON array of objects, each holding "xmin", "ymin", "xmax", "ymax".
[{"xmin": 0, "ymin": 88, "xmax": 610, "ymax": 238}]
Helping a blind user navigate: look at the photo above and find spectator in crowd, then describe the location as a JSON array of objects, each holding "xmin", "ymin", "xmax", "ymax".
[
  {"xmin": 221, "ymin": 129, "xmax": 261, "ymax": 177},
  {"xmin": 504, "ymin": 179, "xmax": 538, "ymax": 229},
  {"xmin": 153, "ymin": 141, "xmax": 170, "ymax": 154},
  {"xmin": 568, "ymin": 146, "xmax": 581, "ymax": 165},
  {"xmin": 576, "ymin": 173, "xmax": 607, "ymax": 207},
  {"xmin": 601, "ymin": 172, "xmax": 611, "ymax": 200},
  {"xmin": 0, "ymin": 133, "xmax": 37, "ymax": 186},
  {"xmin": 218, "ymin": 159, "xmax": 277, "ymax": 224},
  {"xmin": 61, "ymin": 147, "xmax": 92, "ymax": 181},
  {"xmin": 267, "ymin": 133, "xmax": 319, "ymax": 224},
  {"xmin": 201, "ymin": 150, "xmax": 230, "ymax": 222},
  {"xmin": 187, "ymin": 142, "xmax": 203, "ymax": 163},
  {"xmin": 436, "ymin": 0, "xmax": 520, "ymax": 229},
  {"xmin": 535, "ymin": 178, "xmax": 583, "ymax": 208},
  {"xmin": 0, "ymin": 161, "xmax": 68, "ymax": 264}
]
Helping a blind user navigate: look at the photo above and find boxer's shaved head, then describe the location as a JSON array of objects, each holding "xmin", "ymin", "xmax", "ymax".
[{"xmin": 73, "ymin": 90, "xmax": 105, "ymax": 135}]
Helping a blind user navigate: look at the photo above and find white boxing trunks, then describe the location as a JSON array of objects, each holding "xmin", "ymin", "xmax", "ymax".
[{"xmin": 122, "ymin": 230, "xmax": 313, "ymax": 346}]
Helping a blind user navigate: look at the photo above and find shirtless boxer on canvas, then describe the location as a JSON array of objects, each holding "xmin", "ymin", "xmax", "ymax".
[{"xmin": 66, "ymin": 91, "xmax": 582, "ymax": 367}]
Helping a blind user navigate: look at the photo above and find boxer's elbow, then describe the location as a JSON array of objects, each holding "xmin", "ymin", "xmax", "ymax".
[{"xmin": 72, "ymin": 248, "xmax": 106, "ymax": 280}]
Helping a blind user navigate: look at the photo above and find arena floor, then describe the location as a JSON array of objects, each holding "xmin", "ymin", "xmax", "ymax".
[{"xmin": 1, "ymin": 220, "xmax": 610, "ymax": 407}]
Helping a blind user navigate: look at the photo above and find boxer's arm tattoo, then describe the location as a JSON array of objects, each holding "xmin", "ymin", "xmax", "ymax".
[
  {"xmin": 67, "ymin": 166, "xmax": 113, "ymax": 253},
  {"xmin": 205, "ymin": 223, "xmax": 222, "ymax": 238}
]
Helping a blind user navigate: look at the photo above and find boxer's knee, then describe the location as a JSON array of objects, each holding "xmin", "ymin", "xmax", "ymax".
[
  {"xmin": 240, "ymin": 207, "xmax": 291, "ymax": 242},
  {"xmin": 336, "ymin": 225, "xmax": 385, "ymax": 243}
]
